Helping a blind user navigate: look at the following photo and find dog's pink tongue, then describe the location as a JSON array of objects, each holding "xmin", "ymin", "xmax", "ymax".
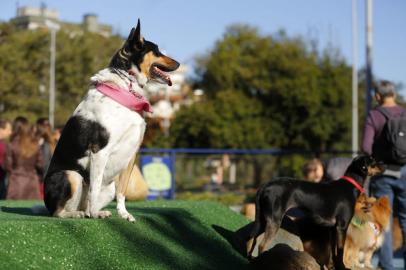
[{"xmin": 154, "ymin": 66, "xmax": 172, "ymax": 86}]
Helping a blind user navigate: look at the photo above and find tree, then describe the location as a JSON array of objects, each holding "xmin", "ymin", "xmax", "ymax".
[
  {"xmin": 170, "ymin": 90, "xmax": 278, "ymax": 148},
  {"xmin": 0, "ymin": 24, "xmax": 49, "ymax": 121},
  {"xmin": 164, "ymin": 25, "xmax": 357, "ymax": 184},
  {"xmin": 54, "ymin": 31, "xmax": 122, "ymax": 124},
  {"xmin": 174, "ymin": 24, "xmax": 353, "ymax": 153},
  {"xmin": 0, "ymin": 23, "xmax": 123, "ymax": 125}
]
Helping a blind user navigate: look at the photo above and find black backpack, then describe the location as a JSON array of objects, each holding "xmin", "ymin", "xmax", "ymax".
[{"xmin": 372, "ymin": 107, "xmax": 406, "ymax": 165}]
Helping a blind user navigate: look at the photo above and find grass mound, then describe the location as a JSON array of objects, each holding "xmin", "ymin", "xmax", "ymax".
[{"xmin": 0, "ymin": 200, "xmax": 249, "ymax": 270}]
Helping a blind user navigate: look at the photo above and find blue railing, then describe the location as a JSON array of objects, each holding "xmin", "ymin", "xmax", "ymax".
[
  {"xmin": 139, "ymin": 148, "xmax": 355, "ymax": 155},
  {"xmin": 138, "ymin": 148, "xmax": 355, "ymax": 196}
]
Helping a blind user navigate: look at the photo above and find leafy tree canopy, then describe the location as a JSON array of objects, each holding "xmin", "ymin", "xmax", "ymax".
[
  {"xmin": 0, "ymin": 23, "xmax": 122, "ymax": 125},
  {"xmin": 170, "ymin": 24, "xmax": 354, "ymax": 152}
]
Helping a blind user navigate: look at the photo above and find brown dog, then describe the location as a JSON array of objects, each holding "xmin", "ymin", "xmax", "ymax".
[{"xmin": 343, "ymin": 194, "xmax": 391, "ymax": 269}]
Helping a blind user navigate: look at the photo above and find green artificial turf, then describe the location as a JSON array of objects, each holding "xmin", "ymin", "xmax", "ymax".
[{"xmin": 0, "ymin": 200, "xmax": 250, "ymax": 270}]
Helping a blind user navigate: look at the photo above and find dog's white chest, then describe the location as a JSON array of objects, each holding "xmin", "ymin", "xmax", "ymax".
[{"xmin": 75, "ymin": 88, "xmax": 146, "ymax": 182}]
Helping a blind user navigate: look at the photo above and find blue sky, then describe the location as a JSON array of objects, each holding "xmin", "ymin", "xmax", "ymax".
[{"xmin": 1, "ymin": 0, "xmax": 405, "ymax": 93}]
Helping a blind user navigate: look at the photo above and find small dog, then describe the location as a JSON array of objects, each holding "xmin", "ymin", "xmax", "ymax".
[
  {"xmin": 44, "ymin": 19, "xmax": 179, "ymax": 221},
  {"xmin": 344, "ymin": 194, "xmax": 391, "ymax": 269},
  {"xmin": 246, "ymin": 155, "xmax": 384, "ymax": 269}
]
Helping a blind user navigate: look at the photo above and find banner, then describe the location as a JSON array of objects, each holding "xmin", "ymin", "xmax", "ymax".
[{"xmin": 140, "ymin": 156, "xmax": 175, "ymax": 199}]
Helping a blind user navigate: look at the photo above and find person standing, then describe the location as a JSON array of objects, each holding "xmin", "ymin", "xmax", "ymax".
[
  {"xmin": 4, "ymin": 117, "xmax": 44, "ymax": 200},
  {"xmin": 0, "ymin": 119, "xmax": 12, "ymax": 199},
  {"xmin": 35, "ymin": 118, "xmax": 56, "ymax": 198},
  {"xmin": 362, "ymin": 80, "xmax": 406, "ymax": 270}
]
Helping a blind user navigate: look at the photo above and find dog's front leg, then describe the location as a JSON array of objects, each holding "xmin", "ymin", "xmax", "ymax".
[
  {"xmin": 116, "ymin": 193, "xmax": 135, "ymax": 222},
  {"xmin": 86, "ymin": 151, "xmax": 111, "ymax": 219},
  {"xmin": 115, "ymin": 154, "xmax": 138, "ymax": 222},
  {"xmin": 334, "ymin": 226, "xmax": 350, "ymax": 270}
]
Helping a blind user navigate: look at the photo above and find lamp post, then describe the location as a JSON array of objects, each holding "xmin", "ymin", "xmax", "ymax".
[
  {"xmin": 352, "ymin": 0, "xmax": 358, "ymax": 157},
  {"xmin": 365, "ymin": 0, "xmax": 373, "ymax": 115},
  {"xmin": 44, "ymin": 20, "xmax": 60, "ymax": 129}
]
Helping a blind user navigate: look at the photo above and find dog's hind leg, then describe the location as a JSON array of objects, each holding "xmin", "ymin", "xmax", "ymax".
[
  {"xmin": 54, "ymin": 171, "xmax": 86, "ymax": 219},
  {"xmin": 246, "ymin": 220, "xmax": 265, "ymax": 258},
  {"xmin": 258, "ymin": 218, "xmax": 279, "ymax": 255}
]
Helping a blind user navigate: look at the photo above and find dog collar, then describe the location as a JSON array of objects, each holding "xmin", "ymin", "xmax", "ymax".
[
  {"xmin": 351, "ymin": 216, "xmax": 365, "ymax": 228},
  {"xmin": 341, "ymin": 175, "xmax": 365, "ymax": 193},
  {"xmin": 95, "ymin": 82, "xmax": 152, "ymax": 114}
]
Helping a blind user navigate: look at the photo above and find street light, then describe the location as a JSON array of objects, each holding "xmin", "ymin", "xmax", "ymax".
[
  {"xmin": 44, "ymin": 20, "xmax": 60, "ymax": 129},
  {"xmin": 352, "ymin": 0, "xmax": 358, "ymax": 157},
  {"xmin": 365, "ymin": 0, "xmax": 373, "ymax": 115}
]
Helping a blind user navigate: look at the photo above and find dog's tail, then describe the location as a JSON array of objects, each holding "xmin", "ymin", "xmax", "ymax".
[{"xmin": 246, "ymin": 185, "xmax": 265, "ymax": 258}]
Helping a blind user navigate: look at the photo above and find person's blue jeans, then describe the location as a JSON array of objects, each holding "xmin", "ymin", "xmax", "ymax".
[{"xmin": 370, "ymin": 174, "xmax": 406, "ymax": 270}]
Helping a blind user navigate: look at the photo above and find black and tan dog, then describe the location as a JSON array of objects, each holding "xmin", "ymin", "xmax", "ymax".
[{"xmin": 246, "ymin": 155, "xmax": 384, "ymax": 268}]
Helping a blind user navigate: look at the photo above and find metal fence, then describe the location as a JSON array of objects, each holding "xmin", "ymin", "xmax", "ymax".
[{"xmin": 139, "ymin": 148, "xmax": 355, "ymax": 192}]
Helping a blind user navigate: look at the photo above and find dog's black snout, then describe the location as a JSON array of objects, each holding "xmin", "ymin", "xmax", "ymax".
[
  {"xmin": 167, "ymin": 58, "xmax": 180, "ymax": 71},
  {"xmin": 378, "ymin": 162, "xmax": 386, "ymax": 171},
  {"xmin": 173, "ymin": 60, "xmax": 180, "ymax": 70}
]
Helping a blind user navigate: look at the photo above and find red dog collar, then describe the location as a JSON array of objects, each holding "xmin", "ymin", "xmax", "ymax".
[{"xmin": 341, "ymin": 176, "xmax": 365, "ymax": 193}]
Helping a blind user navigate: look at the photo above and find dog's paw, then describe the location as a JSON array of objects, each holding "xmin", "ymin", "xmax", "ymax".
[
  {"xmin": 96, "ymin": 210, "xmax": 112, "ymax": 219},
  {"xmin": 86, "ymin": 210, "xmax": 112, "ymax": 219},
  {"xmin": 118, "ymin": 211, "xmax": 135, "ymax": 222},
  {"xmin": 126, "ymin": 214, "xmax": 136, "ymax": 222},
  {"xmin": 73, "ymin": 211, "xmax": 86, "ymax": 218}
]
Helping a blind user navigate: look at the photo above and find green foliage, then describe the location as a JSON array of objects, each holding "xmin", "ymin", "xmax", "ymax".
[
  {"xmin": 54, "ymin": 31, "xmax": 122, "ymax": 124},
  {"xmin": 170, "ymin": 90, "xmax": 275, "ymax": 148},
  {"xmin": 0, "ymin": 23, "xmax": 122, "ymax": 125},
  {"xmin": 171, "ymin": 24, "xmax": 354, "ymax": 153},
  {"xmin": 0, "ymin": 24, "xmax": 49, "ymax": 121}
]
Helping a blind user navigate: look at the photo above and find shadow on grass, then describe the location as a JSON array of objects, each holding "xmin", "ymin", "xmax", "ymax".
[
  {"xmin": 212, "ymin": 224, "xmax": 247, "ymax": 257},
  {"xmin": 0, "ymin": 203, "xmax": 250, "ymax": 269},
  {"xmin": 1, "ymin": 206, "xmax": 48, "ymax": 217},
  {"xmin": 105, "ymin": 207, "xmax": 250, "ymax": 270}
]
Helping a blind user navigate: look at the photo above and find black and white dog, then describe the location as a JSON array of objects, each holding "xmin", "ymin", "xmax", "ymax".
[{"xmin": 43, "ymin": 20, "xmax": 179, "ymax": 221}]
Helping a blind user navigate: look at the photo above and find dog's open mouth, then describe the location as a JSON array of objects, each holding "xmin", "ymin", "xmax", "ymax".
[{"xmin": 150, "ymin": 65, "xmax": 173, "ymax": 86}]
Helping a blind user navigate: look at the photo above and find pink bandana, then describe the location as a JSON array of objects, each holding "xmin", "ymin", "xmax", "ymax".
[{"xmin": 95, "ymin": 83, "xmax": 153, "ymax": 113}]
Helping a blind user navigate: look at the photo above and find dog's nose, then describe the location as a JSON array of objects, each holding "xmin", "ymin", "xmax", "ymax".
[{"xmin": 172, "ymin": 59, "xmax": 180, "ymax": 70}]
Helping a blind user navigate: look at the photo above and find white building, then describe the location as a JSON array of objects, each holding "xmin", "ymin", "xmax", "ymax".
[{"xmin": 11, "ymin": 6, "xmax": 112, "ymax": 37}]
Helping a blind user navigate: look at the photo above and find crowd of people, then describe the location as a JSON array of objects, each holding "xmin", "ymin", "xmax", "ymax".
[{"xmin": 0, "ymin": 116, "xmax": 61, "ymax": 200}]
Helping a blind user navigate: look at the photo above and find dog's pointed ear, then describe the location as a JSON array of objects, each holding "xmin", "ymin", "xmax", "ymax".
[
  {"xmin": 133, "ymin": 18, "xmax": 144, "ymax": 51},
  {"xmin": 127, "ymin": 19, "xmax": 144, "ymax": 50}
]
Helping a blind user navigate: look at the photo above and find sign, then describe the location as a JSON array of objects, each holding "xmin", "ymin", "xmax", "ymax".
[{"xmin": 140, "ymin": 156, "xmax": 175, "ymax": 199}]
